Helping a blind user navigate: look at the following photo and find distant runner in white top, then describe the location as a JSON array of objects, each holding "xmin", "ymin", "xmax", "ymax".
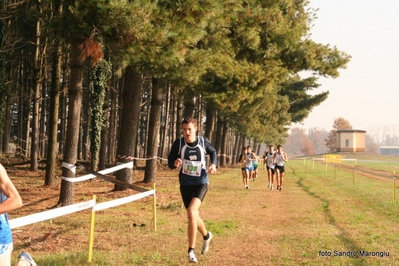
[
  {"xmin": 264, "ymin": 145, "xmax": 276, "ymax": 190},
  {"xmin": 273, "ymin": 144, "xmax": 288, "ymax": 191}
]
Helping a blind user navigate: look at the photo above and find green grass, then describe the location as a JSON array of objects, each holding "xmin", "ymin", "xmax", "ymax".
[
  {"xmin": 11, "ymin": 158, "xmax": 399, "ymax": 265},
  {"xmin": 289, "ymin": 161, "xmax": 398, "ymax": 265}
]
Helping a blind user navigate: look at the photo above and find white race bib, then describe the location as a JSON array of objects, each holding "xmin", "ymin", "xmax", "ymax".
[{"xmin": 182, "ymin": 160, "xmax": 202, "ymax": 177}]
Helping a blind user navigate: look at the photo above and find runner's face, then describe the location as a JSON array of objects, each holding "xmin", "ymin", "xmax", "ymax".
[{"xmin": 182, "ymin": 122, "xmax": 197, "ymax": 143}]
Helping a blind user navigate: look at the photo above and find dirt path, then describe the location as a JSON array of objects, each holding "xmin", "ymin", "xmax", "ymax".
[
  {"xmin": 196, "ymin": 166, "xmax": 322, "ymax": 266},
  {"xmin": 8, "ymin": 165, "xmax": 332, "ymax": 265}
]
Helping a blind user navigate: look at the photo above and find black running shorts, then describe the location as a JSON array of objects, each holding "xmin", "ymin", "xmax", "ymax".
[
  {"xmin": 275, "ymin": 165, "xmax": 285, "ymax": 173},
  {"xmin": 267, "ymin": 165, "xmax": 276, "ymax": 175},
  {"xmin": 180, "ymin": 184, "xmax": 208, "ymax": 208}
]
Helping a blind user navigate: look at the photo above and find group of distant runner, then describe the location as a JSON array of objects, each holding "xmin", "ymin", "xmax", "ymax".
[
  {"xmin": 167, "ymin": 117, "xmax": 290, "ymax": 263},
  {"xmin": 239, "ymin": 144, "xmax": 288, "ymax": 191}
]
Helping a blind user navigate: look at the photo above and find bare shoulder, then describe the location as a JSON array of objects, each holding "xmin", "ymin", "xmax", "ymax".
[{"xmin": 0, "ymin": 164, "xmax": 10, "ymax": 183}]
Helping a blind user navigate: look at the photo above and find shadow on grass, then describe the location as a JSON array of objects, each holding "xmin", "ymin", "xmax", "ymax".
[{"xmin": 292, "ymin": 167, "xmax": 367, "ymax": 266}]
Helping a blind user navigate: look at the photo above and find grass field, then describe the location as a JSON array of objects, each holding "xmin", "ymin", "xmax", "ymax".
[{"xmin": 8, "ymin": 155, "xmax": 399, "ymax": 265}]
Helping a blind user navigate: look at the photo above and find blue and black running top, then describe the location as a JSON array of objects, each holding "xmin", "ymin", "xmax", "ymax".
[{"xmin": 168, "ymin": 136, "xmax": 217, "ymax": 186}]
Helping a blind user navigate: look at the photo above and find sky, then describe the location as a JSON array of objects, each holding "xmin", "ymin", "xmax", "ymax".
[{"xmin": 294, "ymin": 0, "xmax": 399, "ymax": 136}]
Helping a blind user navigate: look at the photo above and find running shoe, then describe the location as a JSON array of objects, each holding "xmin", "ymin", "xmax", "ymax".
[
  {"xmin": 18, "ymin": 252, "xmax": 37, "ymax": 266},
  {"xmin": 245, "ymin": 185, "xmax": 248, "ymax": 189},
  {"xmin": 188, "ymin": 250, "xmax": 198, "ymax": 263},
  {"xmin": 270, "ymin": 184, "xmax": 273, "ymax": 190},
  {"xmin": 201, "ymin": 232, "xmax": 213, "ymax": 254},
  {"xmin": 277, "ymin": 185, "xmax": 280, "ymax": 190}
]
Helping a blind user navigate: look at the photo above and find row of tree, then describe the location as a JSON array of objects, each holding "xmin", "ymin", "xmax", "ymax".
[
  {"xmin": 284, "ymin": 117, "xmax": 352, "ymax": 156},
  {"xmin": 0, "ymin": 0, "xmax": 350, "ymax": 206}
]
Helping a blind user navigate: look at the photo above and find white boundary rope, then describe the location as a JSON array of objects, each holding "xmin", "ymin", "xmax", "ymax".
[
  {"xmin": 9, "ymin": 200, "xmax": 96, "ymax": 229},
  {"xmin": 61, "ymin": 161, "xmax": 134, "ymax": 182},
  {"xmin": 10, "ymin": 161, "xmax": 157, "ymax": 263}
]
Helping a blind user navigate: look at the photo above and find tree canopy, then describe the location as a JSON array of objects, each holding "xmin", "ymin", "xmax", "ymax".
[
  {"xmin": 325, "ymin": 117, "xmax": 353, "ymax": 152},
  {"xmin": 0, "ymin": 0, "xmax": 351, "ymax": 202}
]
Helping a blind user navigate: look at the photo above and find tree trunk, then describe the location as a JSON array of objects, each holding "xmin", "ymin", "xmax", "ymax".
[
  {"xmin": 30, "ymin": 13, "xmax": 42, "ymax": 171},
  {"xmin": 22, "ymin": 73, "xmax": 31, "ymax": 159},
  {"xmin": 45, "ymin": 10, "xmax": 62, "ymax": 185},
  {"xmin": 197, "ymin": 94, "xmax": 203, "ymax": 135},
  {"xmin": 107, "ymin": 76, "xmax": 120, "ymax": 163},
  {"xmin": 144, "ymin": 78, "xmax": 163, "ymax": 183},
  {"xmin": 142, "ymin": 81, "xmax": 151, "ymax": 158},
  {"xmin": 114, "ymin": 66, "xmax": 142, "ymax": 191},
  {"xmin": 59, "ymin": 58, "xmax": 68, "ymax": 156},
  {"xmin": 1, "ymin": 97, "xmax": 11, "ymax": 154},
  {"xmin": 214, "ymin": 114, "xmax": 222, "ymax": 167},
  {"xmin": 175, "ymin": 92, "xmax": 183, "ymax": 140},
  {"xmin": 0, "ymin": 19, "xmax": 9, "ymax": 154},
  {"xmin": 89, "ymin": 60, "xmax": 109, "ymax": 171},
  {"xmin": 183, "ymin": 92, "xmax": 195, "ymax": 118},
  {"xmin": 82, "ymin": 77, "xmax": 90, "ymax": 162},
  {"xmin": 220, "ymin": 121, "xmax": 228, "ymax": 167},
  {"xmin": 232, "ymin": 132, "xmax": 240, "ymax": 165},
  {"xmin": 99, "ymin": 88, "xmax": 110, "ymax": 170},
  {"xmin": 159, "ymin": 83, "xmax": 170, "ymax": 159},
  {"xmin": 17, "ymin": 81, "xmax": 25, "ymax": 158},
  {"xmin": 57, "ymin": 40, "xmax": 84, "ymax": 206},
  {"xmin": 40, "ymin": 76, "xmax": 47, "ymax": 159},
  {"xmin": 205, "ymin": 106, "xmax": 215, "ymax": 142}
]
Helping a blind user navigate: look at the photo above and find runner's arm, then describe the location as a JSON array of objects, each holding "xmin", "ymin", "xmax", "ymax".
[
  {"xmin": 167, "ymin": 139, "xmax": 181, "ymax": 169},
  {"xmin": 204, "ymin": 138, "xmax": 217, "ymax": 173},
  {"xmin": 0, "ymin": 164, "xmax": 23, "ymax": 215}
]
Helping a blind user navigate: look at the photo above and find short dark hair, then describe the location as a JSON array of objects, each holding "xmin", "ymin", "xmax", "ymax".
[
  {"xmin": 277, "ymin": 144, "xmax": 282, "ymax": 149},
  {"xmin": 182, "ymin": 117, "xmax": 197, "ymax": 127}
]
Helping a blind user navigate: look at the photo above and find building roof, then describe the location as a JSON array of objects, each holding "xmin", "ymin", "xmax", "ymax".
[{"xmin": 336, "ymin": 129, "xmax": 367, "ymax": 133}]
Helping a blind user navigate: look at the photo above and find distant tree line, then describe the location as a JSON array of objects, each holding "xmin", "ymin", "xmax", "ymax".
[
  {"xmin": 285, "ymin": 117, "xmax": 399, "ymax": 156},
  {"xmin": 0, "ymin": 0, "xmax": 350, "ymax": 206}
]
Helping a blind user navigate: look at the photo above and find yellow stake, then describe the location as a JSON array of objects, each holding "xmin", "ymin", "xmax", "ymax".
[
  {"xmin": 88, "ymin": 195, "xmax": 96, "ymax": 263},
  {"xmin": 153, "ymin": 183, "xmax": 157, "ymax": 231}
]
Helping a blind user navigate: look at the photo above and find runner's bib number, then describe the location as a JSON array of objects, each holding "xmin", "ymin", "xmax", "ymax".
[{"xmin": 182, "ymin": 160, "xmax": 201, "ymax": 177}]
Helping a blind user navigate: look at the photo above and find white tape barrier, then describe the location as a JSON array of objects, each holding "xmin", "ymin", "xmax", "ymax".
[
  {"xmin": 9, "ymin": 199, "xmax": 96, "ymax": 229},
  {"xmin": 61, "ymin": 155, "xmax": 222, "ymax": 184},
  {"xmin": 62, "ymin": 161, "xmax": 134, "ymax": 183},
  {"xmin": 61, "ymin": 162, "xmax": 76, "ymax": 173},
  {"xmin": 93, "ymin": 190, "xmax": 155, "ymax": 211},
  {"xmin": 9, "ymin": 189, "xmax": 155, "ymax": 229}
]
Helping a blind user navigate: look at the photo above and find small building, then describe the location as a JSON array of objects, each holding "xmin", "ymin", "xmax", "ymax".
[
  {"xmin": 379, "ymin": 146, "xmax": 399, "ymax": 156},
  {"xmin": 336, "ymin": 129, "xmax": 366, "ymax": 152}
]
